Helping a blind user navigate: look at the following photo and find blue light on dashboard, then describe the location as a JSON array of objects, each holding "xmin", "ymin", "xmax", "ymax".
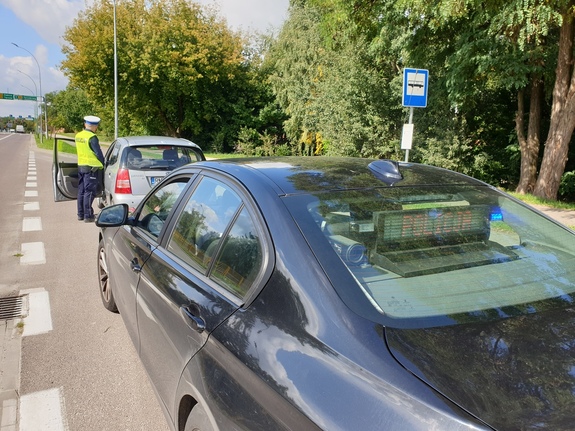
[{"xmin": 490, "ymin": 208, "xmax": 503, "ymax": 222}]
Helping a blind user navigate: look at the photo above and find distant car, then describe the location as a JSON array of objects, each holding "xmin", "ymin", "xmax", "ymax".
[
  {"xmin": 98, "ymin": 136, "xmax": 205, "ymax": 211},
  {"xmin": 94, "ymin": 156, "xmax": 575, "ymax": 431},
  {"xmin": 16, "ymin": 125, "xmax": 25, "ymax": 133},
  {"xmin": 52, "ymin": 135, "xmax": 205, "ymax": 209}
]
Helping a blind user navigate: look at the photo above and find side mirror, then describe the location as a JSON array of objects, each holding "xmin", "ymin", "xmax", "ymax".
[{"xmin": 96, "ymin": 204, "xmax": 130, "ymax": 227}]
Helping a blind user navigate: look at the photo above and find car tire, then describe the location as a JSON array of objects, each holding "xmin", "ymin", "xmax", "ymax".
[
  {"xmin": 184, "ymin": 404, "xmax": 214, "ymax": 431},
  {"xmin": 98, "ymin": 239, "xmax": 118, "ymax": 313}
]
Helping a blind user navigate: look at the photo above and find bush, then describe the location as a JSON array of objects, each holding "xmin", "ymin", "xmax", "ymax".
[{"xmin": 559, "ymin": 171, "xmax": 575, "ymax": 201}]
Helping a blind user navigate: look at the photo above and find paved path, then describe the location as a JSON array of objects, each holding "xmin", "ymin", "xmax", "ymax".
[{"xmin": 530, "ymin": 204, "xmax": 575, "ymax": 228}]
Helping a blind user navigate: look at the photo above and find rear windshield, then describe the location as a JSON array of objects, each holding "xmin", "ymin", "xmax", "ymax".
[
  {"xmin": 287, "ymin": 186, "xmax": 575, "ymax": 326},
  {"xmin": 124, "ymin": 146, "xmax": 202, "ymax": 170}
]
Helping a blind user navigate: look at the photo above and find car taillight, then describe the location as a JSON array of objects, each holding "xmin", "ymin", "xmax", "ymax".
[{"xmin": 115, "ymin": 168, "xmax": 132, "ymax": 194}]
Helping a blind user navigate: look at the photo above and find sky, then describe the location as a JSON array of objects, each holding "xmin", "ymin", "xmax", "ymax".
[{"xmin": 0, "ymin": 0, "xmax": 289, "ymax": 118}]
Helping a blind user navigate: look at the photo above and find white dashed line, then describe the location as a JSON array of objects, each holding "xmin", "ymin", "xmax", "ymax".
[
  {"xmin": 22, "ymin": 218, "xmax": 42, "ymax": 232},
  {"xmin": 19, "ymin": 387, "xmax": 66, "ymax": 431},
  {"xmin": 24, "ymin": 191, "xmax": 38, "ymax": 197},
  {"xmin": 20, "ymin": 288, "xmax": 53, "ymax": 336},
  {"xmin": 20, "ymin": 242, "xmax": 46, "ymax": 265},
  {"xmin": 23, "ymin": 202, "xmax": 40, "ymax": 211}
]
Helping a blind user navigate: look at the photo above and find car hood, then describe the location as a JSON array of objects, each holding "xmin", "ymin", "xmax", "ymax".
[{"xmin": 385, "ymin": 306, "xmax": 575, "ymax": 430}]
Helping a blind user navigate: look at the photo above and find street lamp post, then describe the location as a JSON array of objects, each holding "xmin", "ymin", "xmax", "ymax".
[
  {"xmin": 17, "ymin": 69, "xmax": 39, "ymax": 137},
  {"xmin": 11, "ymin": 42, "xmax": 48, "ymax": 141},
  {"xmin": 113, "ymin": 0, "xmax": 118, "ymax": 139}
]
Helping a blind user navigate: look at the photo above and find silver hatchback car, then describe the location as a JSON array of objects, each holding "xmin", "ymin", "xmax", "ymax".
[{"xmin": 98, "ymin": 136, "xmax": 205, "ymax": 211}]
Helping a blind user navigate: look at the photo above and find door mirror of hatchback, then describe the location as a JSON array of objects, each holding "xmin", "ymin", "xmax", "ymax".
[{"xmin": 96, "ymin": 204, "xmax": 130, "ymax": 227}]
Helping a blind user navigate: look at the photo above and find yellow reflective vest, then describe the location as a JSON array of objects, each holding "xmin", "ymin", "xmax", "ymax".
[{"xmin": 75, "ymin": 129, "xmax": 103, "ymax": 168}]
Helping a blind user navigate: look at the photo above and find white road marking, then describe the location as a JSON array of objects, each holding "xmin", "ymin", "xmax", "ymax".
[
  {"xmin": 20, "ymin": 242, "xmax": 46, "ymax": 265},
  {"xmin": 23, "ymin": 202, "xmax": 39, "ymax": 211},
  {"xmin": 16, "ymin": 156, "xmax": 66, "ymax": 431},
  {"xmin": 20, "ymin": 288, "xmax": 53, "ymax": 336},
  {"xmin": 22, "ymin": 217, "xmax": 42, "ymax": 232},
  {"xmin": 19, "ymin": 387, "xmax": 67, "ymax": 431}
]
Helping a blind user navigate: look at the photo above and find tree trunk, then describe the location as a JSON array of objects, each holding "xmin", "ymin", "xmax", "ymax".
[
  {"xmin": 516, "ymin": 77, "xmax": 542, "ymax": 194},
  {"xmin": 534, "ymin": 97, "xmax": 575, "ymax": 199},
  {"xmin": 534, "ymin": 5, "xmax": 575, "ymax": 200}
]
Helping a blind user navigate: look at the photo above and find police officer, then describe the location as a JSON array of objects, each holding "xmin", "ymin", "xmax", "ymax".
[{"xmin": 76, "ymin": 115, "xmax": 104, "ymax": 222}]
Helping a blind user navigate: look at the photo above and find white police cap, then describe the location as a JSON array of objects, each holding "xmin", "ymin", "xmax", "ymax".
[{"xmin": 84, "ymin": 115, "xmax": 101, "ymax": 125}]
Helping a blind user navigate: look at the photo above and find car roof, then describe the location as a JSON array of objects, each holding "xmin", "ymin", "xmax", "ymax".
[
  {"xmin": 194, "ymin": 156, "xmax": 488, "ymax": 196},
  {"xmin": 117, "ymin": 135, "xmax": 202, "ymax": 150}
]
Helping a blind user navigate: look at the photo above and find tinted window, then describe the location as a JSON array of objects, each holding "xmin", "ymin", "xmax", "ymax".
[
  {"xmin": 167, "ymin": 177, "xmax": 242, "ymax": 273},
  {"xmin": 124, "ymin": 145, "xmax": 200, "ymax": 171},
  {"xmin": 167, "ymin": 177, "xmax": 264, "ymax": 298},
  {"xmin": 137, "ymin": 179, "xmax": 189, "ymax": 238},
  {"xmin": 211, "ymin": 207, "xmax": 264, "ymax": 298},
  {"xmin": 106, "ymin": 141, "xmax": 121, "ymax": 166},
  {"xmin": 287, "ymin": 185, "xmax": 575, "ymax": 326}
]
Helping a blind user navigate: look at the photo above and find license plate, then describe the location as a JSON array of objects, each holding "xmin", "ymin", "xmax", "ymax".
[{"xmin": 149, "ymin": 176, "xmax": 164, "ymax": 186}]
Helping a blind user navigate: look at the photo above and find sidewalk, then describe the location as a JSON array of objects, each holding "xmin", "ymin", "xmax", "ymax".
[
  {"xmin": 0, "ymin": 319, "xmax": 20, "ymax": 431},
  {"xmin": 530, "ymin": 204, "xmax": 575, "ymax": 229}
]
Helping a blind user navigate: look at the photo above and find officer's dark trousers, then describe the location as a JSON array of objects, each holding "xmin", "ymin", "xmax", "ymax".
[{"xmin": 77, "ymin": 166, "xmax": 99, "ymax": 220}]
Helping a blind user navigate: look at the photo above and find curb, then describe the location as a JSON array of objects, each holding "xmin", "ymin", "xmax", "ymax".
[{"xmin": 0, "ymin": 319, "xmax": 21, "ymax": 431}]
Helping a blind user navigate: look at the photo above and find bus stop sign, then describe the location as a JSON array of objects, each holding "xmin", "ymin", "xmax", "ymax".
[{"xmin": 402, "ymin": 68, "xmax": 429, "ymax": 108}]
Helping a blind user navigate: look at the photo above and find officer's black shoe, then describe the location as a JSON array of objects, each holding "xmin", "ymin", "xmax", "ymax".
[
  {"xmin": 78, "ymin": 217, "xmax": 84, "ymax": 221},
  {"xmin": 84, "ymin": 217, "xmax": 95, "ymax": 223}
]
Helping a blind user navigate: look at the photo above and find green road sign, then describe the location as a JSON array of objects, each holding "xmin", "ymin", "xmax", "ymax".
[{"xmin": 0, "ymin": 93, "xmax": 37, "ymax": 101}]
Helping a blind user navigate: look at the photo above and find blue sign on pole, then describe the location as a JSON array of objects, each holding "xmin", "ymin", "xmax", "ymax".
[{"xmin": 402, "ymin": 68, "xmax": 429, "ymax": 108}]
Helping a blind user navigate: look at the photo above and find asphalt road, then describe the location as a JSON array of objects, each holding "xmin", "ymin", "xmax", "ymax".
[{"xmin": 0, "ymin": 133, "xmax": 169, "ymax": 431}]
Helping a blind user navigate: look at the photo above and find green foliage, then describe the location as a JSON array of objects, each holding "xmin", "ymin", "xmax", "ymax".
[
  {"xmin": 560, "ymin": 171, "xmax": 575, "ymax": 201},
  {"xmin": 48, "ymin": 88, "xmax": 96, "ymax": 133},
  {"xmin": 303, "ymin": 0, "xmax": 575, "ymax": 198},
  {"xmin": 61, "ymin": 0, "xmax": 280, "ymax": 151},
  {"xmin": 268, "ymin": 2, "xmax": 404, "ymax": 158}
]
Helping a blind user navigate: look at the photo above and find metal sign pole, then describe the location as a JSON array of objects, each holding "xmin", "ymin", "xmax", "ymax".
[
  {"xmin": 401, "ymin": 68, "xmax": 429, "ymax": 163},
  {"xmin": 405, "ymin": 107, "xmax": 414, "ymax": 162}
]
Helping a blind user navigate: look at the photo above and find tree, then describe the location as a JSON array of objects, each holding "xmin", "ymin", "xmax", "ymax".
[
  {"xmin": 309, "ymin": 0, "xmax": 575, "ymax": 200},
  {"xmin": 61, "ymin": 0, "xmax": 273, "ymax": 151},
  {"xmin": 534, "ymin": 2, "xmax": 575, "ymax": 199},
  {"xmin": 268, "ymin": 2, "xmax": 403, "ymax": 157},
  {"xmin": 48, "ymin": 88, "xmax": 96, "ymax": 133}
]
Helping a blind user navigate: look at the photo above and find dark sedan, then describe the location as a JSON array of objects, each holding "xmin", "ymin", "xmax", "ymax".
[{"xmin": 96, "ymin": 157, "xmax": 575, "ymax": 431}]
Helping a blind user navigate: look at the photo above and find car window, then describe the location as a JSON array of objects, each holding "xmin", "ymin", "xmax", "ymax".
[
  {"xmin": 124, "ymin": 145, "xmax": 198, "ymax": 170},
  {"xmin": 167, "ymin": 177, "xmax": 263, "ymax": 298},
  {"xmin": 186, "ymin": 148, "xmax": 205, "ymax": 162},
  {"xmin": 287, "ymin": 185, "xmax": 575, "ymax": 326},
  {"xmin": 137, "ymin": 178, "xmax": 190, "ymax": 238},
  {"xmin": 106, "ymin": 141, "xmax": 121, "ymax": 166},
  {"xmin": 167, "ymin": 177, "xmax": 241, "ymax": 270},
  {"xmin": 210, "ymin": 207, "xmax": 264, "ymax": 298}
]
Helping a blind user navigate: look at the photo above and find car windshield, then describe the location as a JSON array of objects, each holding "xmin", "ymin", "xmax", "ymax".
[
  {"xmin": 125, "ymin": 145, "xmax": 201, "ymax": 170},
  {"xmin": 286, "ymin": 185, "xmax": 575, "ymax": 327}
]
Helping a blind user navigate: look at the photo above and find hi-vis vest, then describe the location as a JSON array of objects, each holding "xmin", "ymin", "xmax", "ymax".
[{"xmin": 75, "ymin": 130, "xmax": 103, "ymax": 168}]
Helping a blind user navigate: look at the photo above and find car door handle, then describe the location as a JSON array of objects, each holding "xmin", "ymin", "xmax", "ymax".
[
  {"xmin": 130, "ymin": 258, "xmax": 141, "ymax": 273},
  {"xmin": 180, "ymin": 305, "xmax": 206, "ymax": 333}
]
